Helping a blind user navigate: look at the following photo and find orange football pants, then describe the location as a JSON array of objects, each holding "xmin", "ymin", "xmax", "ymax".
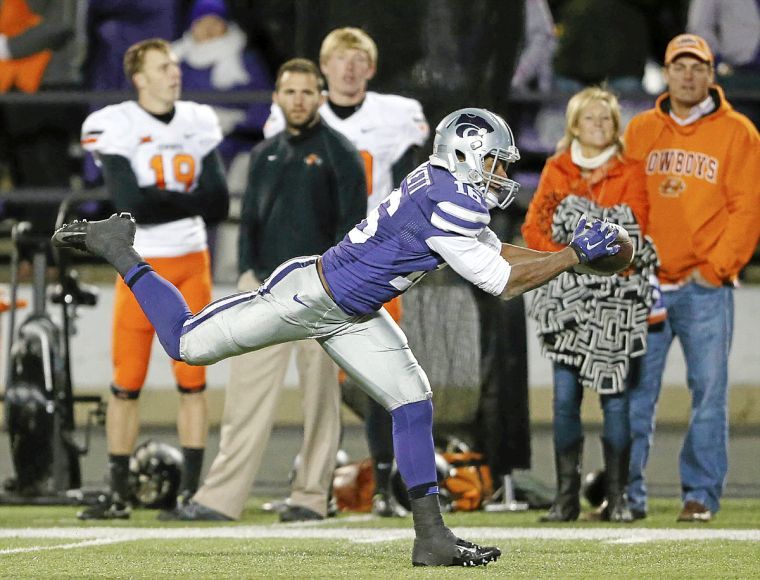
[{"xmin": 112, "ymin": 250, "xmax": 211, "ymax": 393}]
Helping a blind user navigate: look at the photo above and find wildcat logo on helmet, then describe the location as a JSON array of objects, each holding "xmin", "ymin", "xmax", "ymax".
[{"xmin": 454, "ymin": 114, "xmax": 495, "ymax": 138}]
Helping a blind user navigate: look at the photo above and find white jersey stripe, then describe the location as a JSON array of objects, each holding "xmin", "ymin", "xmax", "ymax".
[
  {"xmin": 436, "ymin": 201, "xmax": 490, "ymax": 225},
  {"xmin": 430, "ymin": 213, "xmax": 481, "ymax": 237}
]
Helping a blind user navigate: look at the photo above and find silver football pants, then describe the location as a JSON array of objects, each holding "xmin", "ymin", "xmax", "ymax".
[{"xmin": 179, "ymin": 256, "xmax": 432, "ymax": 409}]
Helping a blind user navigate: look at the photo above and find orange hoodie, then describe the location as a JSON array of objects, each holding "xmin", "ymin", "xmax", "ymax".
[
  {"xmin": 623, "ymin": 87, "xmax": 760, "ymax": 285},
  {"xmin": 522, "ymin": 149, "xmax": 648, "ymax": 252}
]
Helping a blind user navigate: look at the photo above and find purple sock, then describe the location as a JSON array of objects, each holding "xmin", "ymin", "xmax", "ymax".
[
  {"xmin": 391, "ymin": 399, "xmax": 439, "ymax": 498},
  {"xmin": 124, "ymin": 263, "xmax": 191, "ymax": 360}
]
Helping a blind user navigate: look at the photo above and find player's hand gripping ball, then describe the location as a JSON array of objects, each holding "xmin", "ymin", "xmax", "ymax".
[{"xmin": 574, "ymin": 223, "xmax": 634, "ymax": 276}]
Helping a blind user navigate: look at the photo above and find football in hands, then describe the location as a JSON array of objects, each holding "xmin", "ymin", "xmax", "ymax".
[{"xmin": 574, "ymin": 224, "xmax": 634, "ymax": 276}]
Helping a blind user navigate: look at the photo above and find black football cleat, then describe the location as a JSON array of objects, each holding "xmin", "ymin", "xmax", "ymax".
[
  {"xmin": 279, "ymin": 505, "xmax": 324, "ymax": 522},
  {"xmin": 52, "ymin": 212, "xmax": 141, "ymax": 276},
  {"xmin": 52, "ymin": 212, "xmax": 136, "ymax": 257},
  {"xmin": 157, "ymin": 499, "xmax": 234, "ymax": 522},
  {"xmin": 77, "ymin": 493, "xmax": 131, "ymax": 520},
  {"xmin": 412, "ymin": 533, "xmax": 501, "ymax": 567}
]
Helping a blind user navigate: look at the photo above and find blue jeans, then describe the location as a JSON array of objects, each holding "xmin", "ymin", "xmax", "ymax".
[
  {"xmin": 628, "ymin": 283, "xmax": 733, "ymax": 514},
  {"xmin": 552, "ymin": 363, "xmax": 630, "ymax": 453}
]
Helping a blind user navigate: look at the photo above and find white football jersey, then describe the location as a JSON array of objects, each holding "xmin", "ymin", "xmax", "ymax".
[
  {"xmin": 81, "ymin": 101, "xmax": 223, "ymax": 257},
  {"xmin": 264, "ymin": 92, "xmax": 429, "ymax": 212}
]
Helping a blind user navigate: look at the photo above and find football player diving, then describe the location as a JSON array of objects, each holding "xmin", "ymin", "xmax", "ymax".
[{"xmin": 54, "ymin": 108, "xmax": 621, "ymax": 567}]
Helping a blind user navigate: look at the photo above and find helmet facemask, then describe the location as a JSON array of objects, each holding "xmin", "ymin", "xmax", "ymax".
[
  {"xmin": 430, "ymin": 108, "xmax": 522, "ymax": 210},
  {"xmin": 480, "ymin": 147, "xmax": 521, "ymax": 210}
]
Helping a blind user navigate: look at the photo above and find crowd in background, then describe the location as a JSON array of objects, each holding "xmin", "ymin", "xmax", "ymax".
[{"xmin": 1, "ymin": 1, "xmax": 759, "ymax": 199}]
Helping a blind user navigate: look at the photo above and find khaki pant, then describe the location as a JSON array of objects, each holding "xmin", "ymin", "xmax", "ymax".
[{"xmin": 193, "ymin": 271, "xmax": 341, "ymax": 519}]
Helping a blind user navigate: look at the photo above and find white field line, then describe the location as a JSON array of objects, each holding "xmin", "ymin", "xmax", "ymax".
[
  {"xmin": 0, "ymin": 525, "xmax": 758, "ymax": 556},
  {"xmin": 0, "ymin": 538, "xmax": 124, "ymax": 555}
]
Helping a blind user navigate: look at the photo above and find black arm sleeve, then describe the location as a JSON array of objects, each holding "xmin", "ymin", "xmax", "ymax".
[
  {"xmin": 391, "ymin": 146, "xmax": 421, "ymax": 190},
  {"xmin": 7, "ymin": 23, "xmax": 72, "ymax": 58},
  {"xmin": 185, "ymin": 150, "xmax": 230, "ymax": 225},
  {"xmin": 99, "ymin": 152, "xmax": 229, "ymax": 225},
  {"xmin": 99, "ymin": 154, "xmax": 193, "ymax": 224}
]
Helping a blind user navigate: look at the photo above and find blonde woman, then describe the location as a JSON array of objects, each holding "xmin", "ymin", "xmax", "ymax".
[{"xmin": 523, "ymin": 87, "xmax": 659, "ymax": 523}]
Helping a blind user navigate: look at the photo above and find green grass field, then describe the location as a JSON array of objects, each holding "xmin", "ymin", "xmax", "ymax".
[{"xmin": 1, "ymin": 498, "xmax": 759, "ymax": 578}]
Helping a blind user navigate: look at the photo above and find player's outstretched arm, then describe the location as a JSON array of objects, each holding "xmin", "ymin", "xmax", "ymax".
[
  {"xmin": 499, "ymin": 243, "xmax": 553, "ymax": 264},
  {"xmin": 499, "ymin": 246, "xmax": 578, "ymax": 299},
  {"xmin": 499, "ymin": 217, "xmax": 618, "ymax": 300}
]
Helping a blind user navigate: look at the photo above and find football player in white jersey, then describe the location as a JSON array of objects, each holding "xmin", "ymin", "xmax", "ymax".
[
  {"xmin": 265, "ymin": 27, "xmax": 429, "ymax": 517},
  {"xmin": 264, "ymin": 28, "xmax": 429, "ymax": 212},
  {"xmin": 77, "ymin": 39, "xmax": 229, "ymax": 519}
]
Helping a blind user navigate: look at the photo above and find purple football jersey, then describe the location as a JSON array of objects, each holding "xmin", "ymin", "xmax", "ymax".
[{"xmin": 321, "ymin": 162, "xmax": 491, "ymax": 315}]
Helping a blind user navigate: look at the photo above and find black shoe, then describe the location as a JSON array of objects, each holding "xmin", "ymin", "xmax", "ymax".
[
  {"xmin": 540, "ymin": 502, "xmax": 580, "ymax": 522},
  {"xmin": 631, "ymin": 508, "xmax": 647, "ymax": 520},
  {"xmin": 540, "ymin": 439, "xmax": 583, "ymax": 523},
  {"xmin": 52, "ymin": 212, "xmax": 136, "ymax": 256},
  {"xmin": 158, "ymin": 499, "xmax": 233, "ymax": 522},
  {"xmin": 279, "ymin": 505, "xmax": 324, "ymax": 523},
  {"xmin": 77, "ymin": 493, "xmax": 131, "ymax": 520},
  {"xmin": 413, "ymin": 533, "xmax": 501, "ymax": 567},
  {"xmin": 372, "ymin": 492, "xmax": 408, "ymax": 518}
]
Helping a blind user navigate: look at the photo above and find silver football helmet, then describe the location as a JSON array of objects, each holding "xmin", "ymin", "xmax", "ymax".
[{"xmin": 429, "ymin": 108, "xmax": 521, "ymax": 209}]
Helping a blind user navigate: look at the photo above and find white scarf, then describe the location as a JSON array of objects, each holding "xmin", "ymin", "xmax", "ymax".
[
  {"xmin": 171, "ymin": 23, "xmax": 251, "ymax": 90},
  {"xmin": 669, "ymin": 94, "xmax": 716, "ymax": 126},
  {"xmin": 570, "ymin": 139, "xmax": 618, "ymax": 169}
]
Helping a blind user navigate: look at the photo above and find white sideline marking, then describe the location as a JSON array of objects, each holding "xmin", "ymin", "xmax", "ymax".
[
  {"xmin": 0, "ymin": 526, "xmax": 758, "ymax": 555},
  {"xmin": 0, "ymin": 538, "xmax": 123, "ymax": 555}
]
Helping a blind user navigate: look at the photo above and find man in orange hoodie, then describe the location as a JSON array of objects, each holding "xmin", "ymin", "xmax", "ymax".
[{"xmin": 624, "ymin": 34, "xmax": 760, "ymax": 523}]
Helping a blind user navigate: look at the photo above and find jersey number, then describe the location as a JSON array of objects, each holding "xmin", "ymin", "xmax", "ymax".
[
  {"xmin": 359, "ymin": 150, "xmax": 373, "ymax": 195},
  {"xmin": 149, "ymin": 154, "xmax": 196, "ymax": 191},
  {"xmin": 455, "ymin": 179, "xmax": 481, "ymax": 202},
  {"xmin": 348, "ymin": 188, "xmax": 402, "ymax": 244}
]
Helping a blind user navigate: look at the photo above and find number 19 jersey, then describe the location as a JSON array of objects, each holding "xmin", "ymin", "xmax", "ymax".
[{"xmin": 81, "ymin": 100, "xmax": 222, "ymax": 257}]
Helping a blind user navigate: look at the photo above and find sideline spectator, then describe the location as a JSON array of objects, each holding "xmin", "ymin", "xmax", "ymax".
[
  {"xmin": 624, "ymin": 34, "xmax": 760, "ymax": 522},
  {"xmin": 163, "ymin": 58, "xmax": 367, "ymax": 522},
  {"xmin": 77, "ymin": 38, "xmax": 229, "ymax": 519},
  {"xmin": 172, "ymin": 0, "xmax": 273, "ymax": 179},
  {"xmin": 523, "ymin": 86, "xmax": 658, "ymax": 522},
  {"xmin": 511, "ymin": 0, "xmax": 557, "ymax": 94}
]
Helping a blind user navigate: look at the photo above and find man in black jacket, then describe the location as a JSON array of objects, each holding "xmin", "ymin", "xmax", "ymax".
[{"xmin": 164, "ymin": 58, "xmax": 367, "ymax": 522}]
